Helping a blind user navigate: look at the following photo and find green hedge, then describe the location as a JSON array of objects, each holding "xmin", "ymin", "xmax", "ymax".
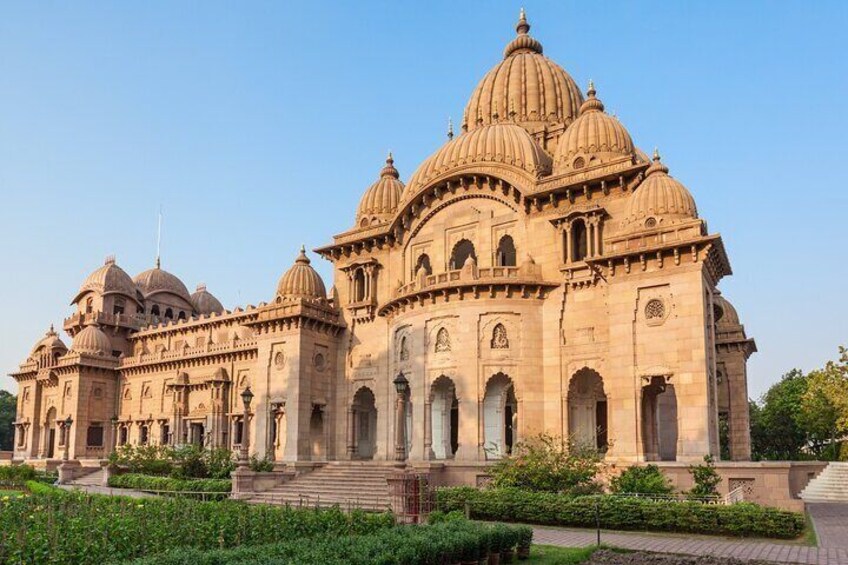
[
  {"xmin": 108, "ymin": 473, "xmax": 231, "ymax": 498},
  {"xmin": 436, "ymin": 487, "xmax": 805, "ymax": 539},
  {"xmin": 0, "ymin": 465, "xmax": 57, "ymax": 487},
  {"xmin": 118, "ymin": 521, "xmax": 533, "ymax": 565},
  {"xmin": 0, "ymin": 487, "xmax": 395, "ymax": 565}
]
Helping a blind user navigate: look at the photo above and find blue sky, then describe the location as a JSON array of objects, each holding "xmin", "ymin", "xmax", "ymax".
[{"xmin": 1, "ymin": 1, "xmax": 846, "ymax": 397}]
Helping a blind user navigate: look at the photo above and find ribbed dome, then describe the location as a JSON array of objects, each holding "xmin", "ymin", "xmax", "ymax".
[
  {"xmin": 134, "ymin": 261, "xmax": 192, "ymax": 303},
  {"xmin": 555, "ymin": 82, "xmax": 635, "ymax": 173},
  {"xmin": 714, "ymin": 292, "xmax": 740, "ymax": 327},
  {"xmin": 71, "ymin": 325, "xmax": 112, "ymax": 356},
  {"xmin": 464, "ymin": 10, "xmax": 583, "ymax": 133},
  {"xmin": 404, "ymin": 123, "xmax": 552, "ymax": 199},
  {"xmin": 191, "ymin": 284, "xmax": 224, "ymax": 316},
  {"xmin": 624, "ymin": 151, "xmax": 698, "ymax": 231},
  {"xmin": 275, "ymin": 247, "xmax": 327, "ymax": 301},
  {"xmin": 30, "ymin": 325, "xmax": 67, "ymax": 356},
  {"xmin": 356, "ymin": 153, "xmax": 405, "ymax": 227},
  {"xmin": 72, "ymin": 256, "xmax": 138, "ymax": 305}
]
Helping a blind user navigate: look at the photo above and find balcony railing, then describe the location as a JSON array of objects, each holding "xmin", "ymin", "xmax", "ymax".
[{"xmin": 395, "ymin": 265, "xmax": 539, "ymax": 298}]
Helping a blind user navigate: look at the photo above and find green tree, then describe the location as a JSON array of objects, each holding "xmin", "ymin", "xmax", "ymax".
[
  {"xmin": 801, "ymin": 347, "xmax": 848, "ymax": 460},
  {"xmin": 0, "ymin": 390, "xmax": 16, "ymax": 451},
  {"xmin": 687, "ymin": 455, "xmax": 721, "ymax": 499},
  {"xmin": 750, "ymin": 369, "xmax": 808, "ymax": 460}
]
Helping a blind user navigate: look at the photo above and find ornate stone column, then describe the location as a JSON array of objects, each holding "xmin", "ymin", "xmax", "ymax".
[
  {"xmin": 423, "ymin": 398, "xmax": 433, "ymax": 460},
  {"xmin": 346, "ymin": 405, "xmax": 356, "ymax": 458}
]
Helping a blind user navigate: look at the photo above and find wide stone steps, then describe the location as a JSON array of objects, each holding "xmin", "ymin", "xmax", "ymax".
[
  {"xmin": 70, "ymin": 467, "xmax": 103, "ymax": 486},
  {"xmin": 249, "ymin": 463, "xmax": 392, "ymax": 512},
  {"xmin": 800, "ymin": 463, "xmax": 848, "ymax": 503}
]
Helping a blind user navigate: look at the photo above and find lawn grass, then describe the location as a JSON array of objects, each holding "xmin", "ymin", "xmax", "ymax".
[
  {"xmin": 529, "ymin": 545, "xmax": 597, "ymax": 564},
  {"xmin": 803, "ymin": 511, "xmax": 818, "ymax": 546}
]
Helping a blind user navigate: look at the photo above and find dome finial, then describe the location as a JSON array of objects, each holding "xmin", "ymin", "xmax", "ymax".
[
  {"xmin": 380, "ymin": 151, "xmax": 400, "ymax": 179},
  {"xmin": 447, "ymin": 117, "xmax": 454, "ymax": 140},
  {"xmin": 587, "ymin": 79, "xmax": 596, "ymax": 97},
  {"xmin": 517, "ymin": 7, "xmax": 529, "ymax": 35},
  {"xmin": 155, "ymin": 256, "xmax": 161, "ymax": 269},
  {"xmin": 653, "ymin": 147, "xmax": 661, "ymax": 162},
  {"xmin": 645, "ymin": 147, "xmax": 669, "ymax": 176}
]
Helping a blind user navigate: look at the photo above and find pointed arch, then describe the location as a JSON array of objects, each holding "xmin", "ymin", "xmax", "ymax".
[
  {"xmin": 435, "ymin": 327, "xmax": 451, "ymax": 353},
  {"xmin": 450, "ymin": 239, "xmax": 476, "ymax": 270},
  {"xmin": 430, "ymin": 375, "xmax": 459, "ymax": 459},
  {"xmin": 496, "ymin": 235, "xmax": 517, "ymax": 267},
  {"xmin": 483, "ymin": 372, "xmax": 518, "ymax": 459},
  {"xmin": 491, "ymin": 323, "xmax": 510, "ymax": 349}
]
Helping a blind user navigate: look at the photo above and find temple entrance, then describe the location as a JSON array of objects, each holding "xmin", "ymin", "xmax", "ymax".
[
  {"xmin": 189, "ymin": 422, "xmax": 205, "ymax": 446},
  {"xmin": 310, "ymin": 405, "xmax": 326, "ymax": 460},
  {"xmin": 567, "ymin": 368, "xmax": 608, "ymax": 452},
  {"xmin": 352, "ymin": 387, "xmax": 377, "ymax": 460},
  {"xmin": 483, "ymin": 372, "xmax": 517, "ymax": 459},
  {"xmin": 642, "ymin": 377, "xmax": 678, "ymax": 461},
  {"xmin": 45, "ymin": 407, "xmax": 56, "ymax": 458},
  {"xmin": 430, "ymin": 375, "xmax": 459, "ymax": 459}
]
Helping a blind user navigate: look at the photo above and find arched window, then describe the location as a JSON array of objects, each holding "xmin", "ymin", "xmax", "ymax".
[
  {"xmin": 177, "ymin": 311, "xmax": 186, "ymax": 321},
  {"xmin": 450, "ymin": 239, "xmax": 476, "ymax": 270},
  {"xmin": 399, "ymin": 336, "xmax": 410, "ymax": 361},
  {"xmin": 571, "ymin": 220, "xmax": 588, "ymax": 262},
  {"xmin": 414, "ymin": 254, "xmax": 432, "ymax": 277},
  {"xmin": 491, "ymin": 323, "xmax": 509, "ymax": 349},
  {"xmin": 164, "ymin": 308, "xmax": 173, "ymax": 320},
  {"xmin": 151, "ymin": 305, "xmax": 160, "ymax": 317},
  {"xmin": 353, "ymin": 268, "xmax": 366, "ymax": 302},
  {"xmin": 85, "ymin": 297, "xmax": 93, "ymax": 314},
  {"xmin": 435, "ymin": 328, "xmax": 451, "ymax": 353},
  {"xmin": 113, "ymin": 297, "xmax": 126, "ymax": 316},
  {"xmin": 496, "ymin": 235, "xmax": 517, "ymax": 267}
]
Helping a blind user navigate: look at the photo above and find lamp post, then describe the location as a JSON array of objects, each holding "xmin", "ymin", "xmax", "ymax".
[
  {"xmin": 239, "ymin": 387, "xmax": 254, "ymax": 468},
  {"xmin": 393, "ymin": 373, "xmax": 409, "ymax": 463},
  {"xmin": 62, "ymin": 415, "xmax": 73, "ymax": 462}
]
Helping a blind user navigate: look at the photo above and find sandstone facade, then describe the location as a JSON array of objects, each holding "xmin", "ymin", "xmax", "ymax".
[{"xmin": 10, "ymin": 11, "xmax": 756, "ymax": 469}]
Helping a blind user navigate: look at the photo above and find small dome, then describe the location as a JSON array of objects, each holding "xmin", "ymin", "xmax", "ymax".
[
  {"xmin": 356, "ymin": 153, "xmax": 405, "ymax": 227},
  {"xmin": 71, "ymin": 325, "xmax": 112, "ymax": 356},
  {"xmin": 30, "ymin": 325, "xmax": 67, "ymax": 356},
  {"xmin": 623, "ymin": 151, "xmax": 698, "ymax": 231},
  {"xmin": 404, "ymin": 123, "xmax": 552, "ymax": 200},
  {"xmin": 275, "ymin": 246, "xmax": 327, "ymax": 301},
  {"xmin": 714, "ymin": 292, "xmax": 740, "ymax": 327},
  {"xmin": 554, "ymin": 82, "xmax": 635, "ymax": 173},
  {"xmin": 464, "ymin": 10, "xmax": 583, "ymax": 133},
  {"xmin": 134, "ymin": 261, "xmax": 192, "ymax": 303},
  {"xmin": 191, "ymin": 284, "xmax": 224, "ymax": 315},
  {"xmin": 72, "ymin": 256, "xmax": 138, "ymax": 305}
]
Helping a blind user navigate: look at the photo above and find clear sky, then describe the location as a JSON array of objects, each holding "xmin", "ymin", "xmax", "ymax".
[{"xmin": 1, "ymin": 1, "xmax": 846, "ymax": 397}]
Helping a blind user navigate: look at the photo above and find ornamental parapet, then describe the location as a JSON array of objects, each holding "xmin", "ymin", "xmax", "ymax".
[
  {"xmin": 63, "ymin": 310, "xmax": 144, "ymax": 332},
  {"xmin": 120, "ymin": 338, "xmax": 258, "ymax": 369},
  {"xmin": 380, "ymin": 265, "xmax": 557, "ymax": 318}
]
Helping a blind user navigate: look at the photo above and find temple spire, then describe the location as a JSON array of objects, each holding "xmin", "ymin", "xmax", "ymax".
[
  {"xmin": 447, "ymin": 117, "xmax": 454, "ymax": 140},
  {"xmin": 517, "ymin": 7, "xmax": 530, "ymax": 35}
]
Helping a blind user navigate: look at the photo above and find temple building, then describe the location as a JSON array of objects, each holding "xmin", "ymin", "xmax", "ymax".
[{"xmin": 10, "ymin": 11, "xmax": 756, "ymax": 471}]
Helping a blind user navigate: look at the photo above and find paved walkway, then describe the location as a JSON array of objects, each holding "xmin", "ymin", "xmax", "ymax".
[
  {"xmin": 534, "ymin": 526, "xmax": 848, "ymax": 564},
  {"xmin": 807, "ymin": 504, "xmax": 848, "ymax": 550}
]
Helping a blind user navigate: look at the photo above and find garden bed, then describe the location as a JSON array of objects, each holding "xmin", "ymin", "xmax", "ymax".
[
  {"xmin": 108, "ymin": 473, "xmax": 231, "ymax": 499},
  {"xmin": 436, "ymin": 487, "xmax": 806, "ymax": 539}
]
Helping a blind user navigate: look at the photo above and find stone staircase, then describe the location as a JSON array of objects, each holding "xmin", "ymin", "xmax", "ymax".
[
  {"xmin": 70, "ymin": 466, "xmax": 103, "ymax": 486},
  {"xmin": 800, "ymin": 462, "xmax": 848, "ymax": 503},
  {"xmin": 248, "ymin": 462, "xmax": 393, "ymax": 512}
]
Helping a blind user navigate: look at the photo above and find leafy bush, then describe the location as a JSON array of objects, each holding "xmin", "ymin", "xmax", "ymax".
[
  {"xmin": 435, "ymin": 486, "xmax": 805, "ymax": 539},
  {"xmin": 108, "ymin": 473, "xmax": 231, "ymax": 499},
  {"xmin": 108, "ymin": 445, "xmax": 235, "ymax": 480},
  {"xmin": 688, "ymin": 455, "xmax": 722, "ymax": 499},
  {"xmin": 248, "ymin": 454, "xmax": 274, "ymax": 472},
  {"xmin": 0, "ymin": 464, "xmax": 36, "ymax": 484},
  {"xmin": 0, "ymin": 488, "xmax": 395, "ymax": 565},
  {"xmin": 610, "ymin": 464, "xmax": 674, "ymax": 495},
  {"xmin": 489, "ymin": 432, "xmax": 602, "ymax": 494},
  {"xmin": 119, "ymin": 520, "xmax": 530, "ymax": 565}
]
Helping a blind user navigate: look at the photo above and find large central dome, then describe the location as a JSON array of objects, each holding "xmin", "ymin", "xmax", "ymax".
[{"xmin": 463, "ymin": 10, "xmax": 583, "ymax": 133}]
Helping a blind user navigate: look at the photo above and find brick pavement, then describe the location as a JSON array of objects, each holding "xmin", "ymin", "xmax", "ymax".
[
  {"xmin": 807, "ymin": 504, "xmax": 848, "ymax": 550},
  {"xmin": 533, "ymin": 526, "xmax": 848, "ymax": 564}
]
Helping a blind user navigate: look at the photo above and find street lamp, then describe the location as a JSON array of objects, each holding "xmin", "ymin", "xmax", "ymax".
[
  {"xmin": 239, "ymin": 387, "xmax": 254, "ymax": 468},
  {"xmin": 62, "ymin": 415, "xmax": 73, "ymax": 461},
  {"xmin": 393, "ymin": 373, "xmax": 409, "ymax": 462}
]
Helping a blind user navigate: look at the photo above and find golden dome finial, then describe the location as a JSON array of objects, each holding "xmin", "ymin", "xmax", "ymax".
[
  {"xmin": 517, "ymin": 8, "xmax": 529, "ymax": 35},
  {"xmin": 447, "ymin": 117, "xmax": 454, "ymax": 140}
]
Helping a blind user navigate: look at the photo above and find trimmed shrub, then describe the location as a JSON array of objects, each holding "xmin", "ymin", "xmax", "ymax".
[
  {"xmin": 609, "ymin": 465, "xmax": 674, "ymax": 495},
  {"xmin": 118, "ymin": 520, "xmax": 530, "ymax": 565},
  {"xmin": 108, "ymin": 473, "xmax": 231, "ymax": 499},
  {"xmin": 0, "ymin": 487, "xmax": 395, "ymax": 564},
  {"xmin": 435, "ymin": 486, "xmax": 806, "ymax": 539}
]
